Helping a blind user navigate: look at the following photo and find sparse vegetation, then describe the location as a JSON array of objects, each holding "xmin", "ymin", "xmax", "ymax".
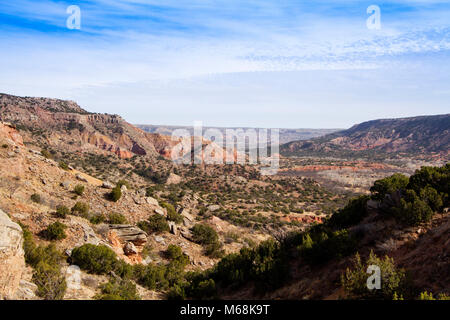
[
  {"xmin": 42, "ymin": 222, "xmax": 67, "ymax": 240},
  {"xmin": 108, "ymin": 212, "xmax": 128, "ymax": 224},
  {"xmin": 55, "ymin": 205, "xmax": 70, "ymax": 218},
  {"xmin": 74, "ymin": 184, "xmax": 85, "ymax": 196},
  {"xmin": 30, "ymin": 193, "xmax": 41, "ymax": 203}
]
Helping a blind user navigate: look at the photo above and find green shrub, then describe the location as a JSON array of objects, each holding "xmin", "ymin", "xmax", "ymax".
[
  {"xmin": 165, "ymin": 244, "xmax": 190, "ymax": 267},
  {"xmin": 108, "ymin": 212, "xmax": 128, "ymax": 225},
  {"xmin": 109, "ymin": 186, "xmax": 122, "ymax": 202},
  {"xmin": 30, "ymin": 193, "xmax": 41, "ymax": 204},
  {"xmin": 133, "ymin": 264, "xmax": 168, "ymax": 290},
  {"xmin": 19, "ymin": 224, "xmax": 66, "ymax": 300},
  {"xmin": 160, "ymin": 202, "xmax": 183, "ymax": 224},
  {"xmin": 370, "ymin": 174, "xmax": 409, "ymax": 201},
  {"xmin": 74, "ymin": 184, "xmax": 85, "ymax": 196},
  {"xmin": 1, "ymin": 143, "xmax": 8, "ymax": 148},
  {"xmin": 419, "ymin": 291, "xmax": 450, "ymax": 300},
  {"xmin": 191, "ymin": 224, "xmax": 224, "ymax": 258},
  {"xmin": 116, "ymin": 180, "xmax": 130, "ymax": 189},
  {"xmin": 55, "ymin": 205, "xmax": 70, "ymax": 218},
  {"xmin": 71, "ymin": 201, "xmax": 90, "ymax": 218},
  {"xmin": 328, "ymin": 195, "xmax": 369, "ymax": 229},
  {"xmin": 71, "ymin": 244, "xmax": 118, "ymax": 275},
  {"xmin": 191, "ymin": 224, "xmax": 219, "ymax": 245},
  {"xmin": 40, "ymin": 149, "xmax": 52, "ymax": 159},
  {"xmin": 59, "ymin": 161, "xmax": 69, "ymax": 170},
  {"xmin": 391, "ymin": 190, "xmax": 434, "ymax": 226},
  {"xmin": 32, "ymin": 261, "xmax": 67, "ymax": 300},
  {"xmin": 43, "ymin": 222, "xmax": 67, "ymax": 241},
  {"xmin": 90, "ymin": 213, "xmax": 106, "ymax": 225},
  {"xmin": 341, "ymin": 251, "xmax": 409, "ymax": 300},
  {"xmin": 95, "ymin": 279, "xmax": 140, "ymax": 300},
  {"xmin": 138, "ymin": 214, "xmax": 170, "ymax": 234}
]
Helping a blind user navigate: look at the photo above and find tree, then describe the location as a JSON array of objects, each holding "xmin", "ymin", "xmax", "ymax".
[
  {"xmin": 341, "ymin": 251, "xmax": 408, "ymax": 300},
  {"xmin": 71, "ymin": 244, "xmax": 118, "ymax": 275},
  {"xmin": 43, "ymin": 222, "xmax": 67, "ymax": 240},
  {"xmin": 370, "ymin": 173, "xmax": 409, "ymax": 201},
  {"xmin": 110, "ymin": 186, "xmax": 122, "ymax": 202}
]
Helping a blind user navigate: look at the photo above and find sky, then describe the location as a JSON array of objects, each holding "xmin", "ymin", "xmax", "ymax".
[{"xmin": 0, "ymin": 0, "xmax": 449, "ymax": 128}]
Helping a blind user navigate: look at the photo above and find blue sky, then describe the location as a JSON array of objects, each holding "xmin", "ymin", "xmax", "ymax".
[{"xmin": 0, "ymin": 0, "xmax": 449, "ymax": 128}]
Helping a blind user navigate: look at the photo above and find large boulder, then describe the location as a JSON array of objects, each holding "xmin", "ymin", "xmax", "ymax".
[
  {"xmin": 108, "ymin": 224, "xmax": 147, "ymax": 246},
  {"xmin": 0, "ymin": 209, "xmax": 26, "ymax": 299}
]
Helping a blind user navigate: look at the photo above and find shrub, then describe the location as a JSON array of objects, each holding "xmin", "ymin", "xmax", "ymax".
[
  {"xmin": 30, "ymin": 193, "xmax": 41, "ymax": 204},
  {"xmin": 32, "ymin": 261, "xmax": 67, "ymax": 300},
  {"xmin": 191, "ymin": 224, "xmax": 224, "ymax": 258},
  {"xmin": 138, "ymin": 214, "xmax": 170, "ymax": 234},
  {"xmin": 74, "ymin": 184, "xmax": 85, "ymax": 196},
  {"xmin": 341, "ymin": 251, "xmax": 409, "ymax": 299},
  {"xmin": 116, "ymin": 180, "xmax": 130, "ymax": 189},
  {"xmin": 19, "ymin": 224, "xmax": 66, "ymax": 300},
  {"xmin": 133, "ymin": 264, "xmax": 168, "ymax": 290},
  {"xmin": 71, "ymin": 244, "xmax": 118, "ymax": 275},
  {"xmin": 419, "ymin": 291, "xmax": 450, "ymax": 300},
  {"xmin": 43, "ymin": 222, "xmax": 67, "ymax": 241},
  {"xmin": 109, "ymin": 186, "xmax": 122, "ymax": 202},
  {"xmin": 165, "ymin": 244, "xmax": 190, "ymax": 267},
  {"xmin": 391, "ymin": 190, "xmax": 434, "ymax": 226},
  {"xmin": 95, "ymin": 279, "xmax": 140, "ymax": 300},
  {"xmin": 90, "ymin": 213, "xmax": 106, "ymax": 225},
  {"xmin": 59, "ymin": 161, "xmax": 69, "ymax": 170},
  {"xmin": 160, "ymin": 202, "xmax": 183, "ymax": 224},
  {"xmin": 55, "ymin": 205, "xmax": 70, "ymax": 218},
  {"xmin": 370, "ymin": 174, "xmax": 409, "ymax": 201},
  {"xmin": 1, "ymin": 143, "xmax": 8, "ymax": 148},
  {"xmin": 40, "ymin": 149, "xmax": 52, "ymax": 159},
  {"xmin": 108, "ymin": 212, "xmax": 128, "ymax": 225},
  {"xmin": 191, "ymin": 224, "xmax": 219, "ymax": 245},
  {"xmin": 71, "ymin": 201, "xmax": 89, "ymax": 218},
  {"xmin": 328, "ymin": 195, "xmax": 369, "ymax": 229}
]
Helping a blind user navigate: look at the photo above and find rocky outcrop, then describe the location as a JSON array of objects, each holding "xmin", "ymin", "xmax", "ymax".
[
  {"xmin": 0, "ymin": 209, "xmax": 26, "ymax": 300},
  {"xmin": 108, "ymin": 224, "xmax": 148, "ymax": 245}
]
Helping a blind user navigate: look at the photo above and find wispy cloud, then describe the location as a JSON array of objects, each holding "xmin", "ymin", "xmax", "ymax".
[{"xmin": 0, "ymin": 1, "xmax": 449, "ymax": 127}]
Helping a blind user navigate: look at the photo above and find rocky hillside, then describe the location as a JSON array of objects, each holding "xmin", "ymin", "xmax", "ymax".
[
  {"xmin": 0, "ymin": 93, "xmax": 177, "ymax": 159},
  {"xmin": 137, "ymin": 124, "xmax": 340, "ymax": 145},
  {"xmin": 281, "ymin": 114, "xmax": 450, "ymax": 159}
]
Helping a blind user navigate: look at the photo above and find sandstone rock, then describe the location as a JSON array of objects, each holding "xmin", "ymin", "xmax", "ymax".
[
  {"xmin": 102, "ymin": 181, "xmax": 114, "ymax": 189},
  {"xmin": 154, "ymin": 208, "xmax": 166, "ymax": 217},
  {"xmin": 61, "ymin": 180, "xmax": 71, "ymax": 189},
  {"xmin": 13, "ymin": 280, "xmax": 37, "ymax": 300},
  {"xmin": 166, "ymin": 173, "xmax": 181, "ymax": 185},
  {"xmin": 123, "ymin": 242, "xmax": 138, "ymax": 255},
  {"xmin": 108, "ymin": 224, "xmax": 147, "ymax": 245},
  {"xmin": 208, "ymin": 205, "xmax": 220, "ymax": 212},
  {"xmin": 146, "ymin": 197, "xmax": 159, "ymax": 206},
  {"xmin": 154, "ymin": 235, "xmax": 165, "ymax": 244},
  {"xmin": 120, "ymin": 185, "xmax": 127, "ymax": 192},
  {"xmin": 75, "ymin": 173, "xmax": 88, "ymax": 182},
  {"xmin": 0, "ymin": 209, "xmax": 26, "ymax": 300}
]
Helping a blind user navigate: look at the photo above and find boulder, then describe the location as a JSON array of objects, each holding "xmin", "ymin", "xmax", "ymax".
[
  {"xmin": 0, "ymin": 209, "xmax": 26, "ymax": 300},
  {"xmin": 208, "ymin": 205, "xmax": 220, "ymax": 212},
  {"xmin": 166, "ymin": 173, "xmax": 182, "ymax": 185},
  {"xmin": 123, "ymin": 242, "xmax": 138, "ymax": 255},
  {"xmin": 108, "ymin": 224, "xmax": 147, "ymax": 246},
  {"xmin": 102, "ymin": 181, "xmax": 114, "ymax": 189},
  {"xmin": 146, "ymin": 197, "xmax": 159, "ymax": 206},
  {"xmin": 154, "ymin": 208, "xmax": 166, "ymax": 217},
  {"xmin": 75, "ymin": 174, "xmax": 88, "ymax": 182}
]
